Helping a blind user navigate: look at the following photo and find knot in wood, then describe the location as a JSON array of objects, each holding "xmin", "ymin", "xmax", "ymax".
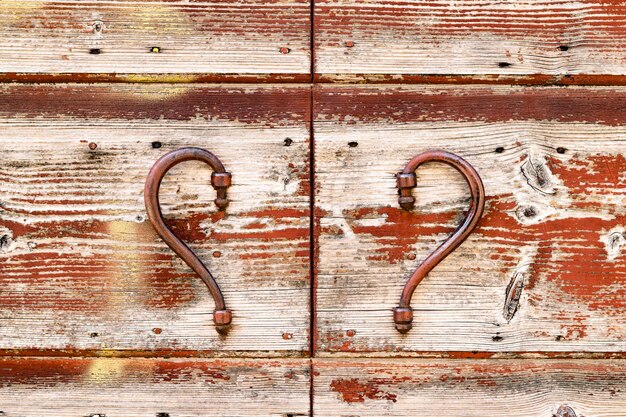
[{"xmin": 555, "ymin": 405, "xmax": 578, "ymax": 417}]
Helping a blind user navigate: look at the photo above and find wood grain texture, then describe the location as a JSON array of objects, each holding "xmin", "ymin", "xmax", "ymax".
[
  {"xmin": 314, "ymin": 85, "xmax": 626, "ymax": 355},
  {"xmin": 0, "ymin": 84, "xmax": 311, "ymax": 356},
  {"xmin": 0, "ymin": 0, "xmax": 310, "ymax": 81},
  {"xmin": 0, "ymin": 357, "xmax": 310, "ymax": 416},
  {"xmin": 314, "ymin": 358, "xmax": 626, "ymax": 417},
  {"xmin": 314, "ymin": 0, "xmax": 626, "ymax": 82}
]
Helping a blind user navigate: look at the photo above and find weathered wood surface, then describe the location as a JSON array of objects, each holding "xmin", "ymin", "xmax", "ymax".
[
  {"xmin": 0, "ymin": 0, "xmax": 310, "ymax": 81},
  {"xmin": 0, "ymin": 357, "xmax": 310, "ymax": 416},
  {"xmin": 314, "ymin": 85, "xmax": 626, "ymax": 355},
  {"xmin": 314, "ymin": 0, "xmax": 626, "ymax": 82},
  {"xmin": 314, "ymin": 358, "xmax": 626, "ymax": 416},
  {"xmin": 0, "ymin": 84, "xmax": 311, "ymax": 355}
]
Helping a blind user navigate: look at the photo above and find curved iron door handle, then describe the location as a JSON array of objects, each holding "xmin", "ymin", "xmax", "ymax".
[
  {"xmin": 144, "ymin": 147, "xmax": 233, "ymax": 333},
  {"xmin": 393, "ymin": 150, "xmax": 485, "ymax": 333}
]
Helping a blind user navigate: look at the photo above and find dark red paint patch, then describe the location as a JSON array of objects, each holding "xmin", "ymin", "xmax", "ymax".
[
  {"xmin": 330, "ymin": 378, "xmax": 398, "ymax": 403},
  {"xmin": 315, "ymin": 86, "xmax": 626, "ymax": 126},
  {"xmin": 0, "ymin": 358, "xmax": 89, "ymax": 386},
  {"xmin": 0, "ymin": 85, "xmax": 309, "ymax": 125},
  {"xmin": 345, "ymin": 206, "xmax": 458, "ymax": 264}
]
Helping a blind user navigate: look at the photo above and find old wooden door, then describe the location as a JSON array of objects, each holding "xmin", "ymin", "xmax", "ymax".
[
  {"xmin": 0, "ymin": 2, "xmax": 311, "ymax": 415},
  {"xmin": 1, "ymin": 1, "xmax": 626, "ymax": 416},
  {"xmin": 312, "ymin": 2, "xmax": 626, "ymax": 416}
]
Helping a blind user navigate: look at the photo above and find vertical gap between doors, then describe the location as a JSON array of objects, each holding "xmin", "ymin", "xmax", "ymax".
[
  {"xmin": 308, "ymin": 82, "xmax": 316, "ymax": 417},
  {"xmin": 309, "ymin": 5, "xmax": 317, "ymax": 416},
  {"xmin": 310, "ymin": 0, "xmax": 315, "ymax": 83}
]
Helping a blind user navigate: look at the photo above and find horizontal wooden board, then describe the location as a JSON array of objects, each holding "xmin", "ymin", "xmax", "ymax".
[
  {"xmin": 314, "ymin": 0, "xmax": 626, "ymax": 82},
  {"xmin": 0, "ymin": 357, "xmax": 310, "ymax": 416},
  {"xmin": 314, "ymin": 358, "xmax": 626, "ymax": 416},
  {"xmin": 314, "ymin": 85, "xmax": 626, "ymax": 355},
  {"xmin": 0, "ymin": 0, "xmax": 310, "ymax": 81},
  {"xmin": 0, "ymin": 84, "xmax": 311, "ymax": 356}
]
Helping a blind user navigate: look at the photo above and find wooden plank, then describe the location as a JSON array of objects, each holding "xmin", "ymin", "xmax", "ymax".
[
  {"xmin": 314, "ymin": 0, "xmax": 626, "ymax": 82},
  {"xmin": 0, "ymin": 84, "xmax": 311, "ymax": 356},
  {"xmin": 0, "ymin": 357, "xmax": 310, "ymax": 416},
  {"xmin": 314, "ymin": 85, "xmax": 626, "ymax": 355},
  {"xmin": 314, "ymin": 358, "xmax": 626, "ymax": 417},
  {"xmin": 0, "ymin": 0, "xmax": 310, "ymax": 81}
]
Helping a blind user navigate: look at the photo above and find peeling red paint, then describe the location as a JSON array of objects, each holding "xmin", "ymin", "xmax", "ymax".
[
  {"xmin": 330, "ymin": 378, "xmax": 397, "ymax": 403},
  {"xmin": 319, "ymin": 148, "xmax": 626, "ymax": 351},
  {"xmin": 0, "ymin": 358, "xmax": 89, "ymax": 385},
  {"xmin": 0, "ymin": 85, "xmax": 309, "ymax": 126},
  {"xmin": 549, "ymin": 154, "xmax": 626, "ymax": 200},
  {"xmin": 315, "ymin": 73, "xmax": 626, "ymax": 85},
  {"xmin": 345, "ymin": 206, "xmax": 457, "ymax": 264},
  {"xmin": 315, "ymin": 86, "xmax": 626, "ymax": 126},
  {"xmin": 151, "ymin": 361, "xmax": 231, "ymax": 383},
  {"xmin": 0, "ymin": 201, "xmax": 309, "ymax": 313}
]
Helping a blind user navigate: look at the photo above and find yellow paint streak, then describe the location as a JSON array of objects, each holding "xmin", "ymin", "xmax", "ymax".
[
  {"xmin": 121, "ymin": 74, "xmax": 200, "ymax": 83},
  {"xmin": 0, "ymin": 1, "xmax": 45, "ymax": 24},
  {"xmin": 84, "ymin": 358, "xmax": 124, "ymax": 384},
  {"xmin": 106, "ymin": 220, "xmax": 147, "ymax": 309},
  {"xmin": 127, "ymin": 4, "xmax": 192, "ymax": 34}
]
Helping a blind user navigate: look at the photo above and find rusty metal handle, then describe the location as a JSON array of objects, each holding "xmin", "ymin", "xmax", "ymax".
[
  {"xmin": 144, "ymin": 147, "xmax": 233, "ymax": 334},
  {"xmin": 393, "ymin": 150, "xmax": 485, "ymax": 333}
]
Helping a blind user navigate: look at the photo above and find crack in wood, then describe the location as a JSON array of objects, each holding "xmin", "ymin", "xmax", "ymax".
[
  {"xmin": 502, "ymin": 252, "xmax": 535, "ymax": 323},
  {"xmin": 503, "ymin": 268, "xmax": 525, "ymax": 322},
  {"xmin": 605, "ymin": 230, "xmax": 626, "ymax": 261}
]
